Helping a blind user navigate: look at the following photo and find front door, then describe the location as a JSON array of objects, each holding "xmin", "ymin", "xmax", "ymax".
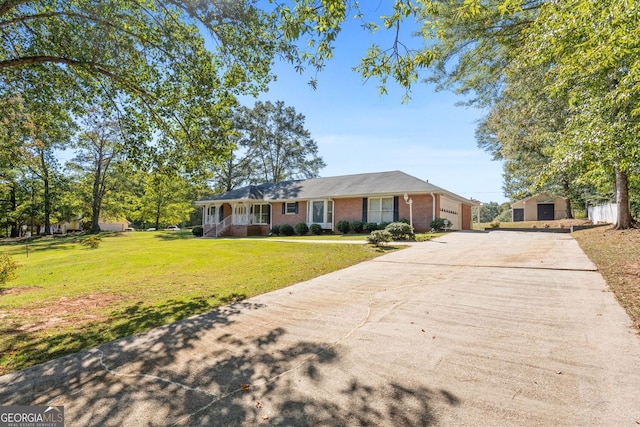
[{"xmin": 537, "ymin": 204, "xmax": 554, "ymax": 221}]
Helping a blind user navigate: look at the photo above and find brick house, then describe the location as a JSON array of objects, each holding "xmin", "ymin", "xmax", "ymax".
[{"xmin": 196, "ymin": 171, "xmax": 479, "ymax": 237}]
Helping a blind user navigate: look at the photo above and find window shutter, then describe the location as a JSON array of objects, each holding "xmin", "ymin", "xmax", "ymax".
[
  {"xmin": 282, "ymin": 203, "xmax": 285, "ymax": 214},
  {"xmin": 294, "ymin": 202, "xmax": 299, "ymax": 214},
  {"xmin": 362, "ymin": 198, "xmax": 368, "ymax": 222},
  {"xmin": 267, "ymin": 205, "xmax": 271, "ymax": 224},
  {"xmin": 219, "ymin": 205, "xmax": 224, "ymax": 221},
  {"xmin": 393, "ymin": 196, "xmax": 399, "ymax": 222}
]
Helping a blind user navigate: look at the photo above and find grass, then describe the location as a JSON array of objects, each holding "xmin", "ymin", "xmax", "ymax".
[
  {"xmin": 572, "ymin": 226, "xmax": 640, "ymax": 331},
  {"xmin": 474, "ymin": 218, "xmax": 593, "ymax": 230},
  {"xmin": 0, "ymin": 230, "xmax": 394, "ymax": 374}
]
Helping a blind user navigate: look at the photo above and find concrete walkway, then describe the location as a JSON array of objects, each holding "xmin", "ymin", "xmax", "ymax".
[{"xmin": 1, "ymin": 232, "xmax": 639, "ymax": 426}]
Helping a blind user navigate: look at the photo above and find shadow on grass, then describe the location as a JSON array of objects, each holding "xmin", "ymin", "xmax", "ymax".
[
  {"xmin": 0, "ymin": 292, "xmax": 458, "ymax": 426},
  {"xmin": 0, "ymin": 235, "xmax": 80, "ymax": 255},
  {"xmin": 0, "ymin": 293, "xmax": 247, "ymax": 374},
  {"xmin": 153, "ymin": 230, "xmax": 195, "ymax": 241}
]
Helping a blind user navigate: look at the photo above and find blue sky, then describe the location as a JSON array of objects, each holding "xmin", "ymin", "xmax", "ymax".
[{"xmin": 244, "ymin": 6, "xmax": 507, "ymax": 204}]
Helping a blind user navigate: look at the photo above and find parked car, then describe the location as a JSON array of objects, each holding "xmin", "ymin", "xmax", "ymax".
[
  {"xmin": 166, "ymin": 225, "xmax": 180, "ymax": 231},
  {"xmin": 146, "ymin": 227, "xmax": 156, "ymax": 231}
]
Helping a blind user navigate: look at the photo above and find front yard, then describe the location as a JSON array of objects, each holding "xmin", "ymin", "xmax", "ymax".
[{"xmin": 0, "ymin": 231, "xmax": 390, "ymax": 375}]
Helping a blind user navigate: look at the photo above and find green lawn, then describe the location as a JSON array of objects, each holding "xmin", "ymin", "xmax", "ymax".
[{"xmin": 0, "ymin": 231, "xmax": 392, "ymax": 374}]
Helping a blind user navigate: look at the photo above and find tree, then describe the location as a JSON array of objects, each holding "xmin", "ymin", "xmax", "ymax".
[
  {"xmin": 518, "ymin": 0, "xmax": 640, "ymax": 228},
  {"xmin": 234, "ymin": 101, "xmax": 326, "ymax": 184},
  {"xmin": 69, "ymin": 107, "xmax": 124, "ymax": 232},
  {"xmin": 135, "ymin": 168, "xmax": 195, "ymax": 230},
  {"xmin": 0, "ymin": 1, "xmax": 359, "ymax": 171},
  {"xmin": 478, "ymin": 202, "xmax": 501, "ymax": 223}
]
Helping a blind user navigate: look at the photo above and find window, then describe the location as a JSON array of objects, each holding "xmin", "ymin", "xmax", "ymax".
[
  {"xmin": 285, "ymin": 202, "xmax": 298, "ymax": 214},
  {"xmin": 253, "ymin": 204, "xmax": 270, "ymax": 224},
  {"xmin": 312, "ymin": 201, "xmax": 324, "ymax": 223},
  {"xmin": 369, "ymin": 197, "xmax": 394, "ymax": 223}
]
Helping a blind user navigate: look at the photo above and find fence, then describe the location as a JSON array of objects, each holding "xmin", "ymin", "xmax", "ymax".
[{"xmin": 588, "ymin": 203, "xmax": 617, "ymax": 225}]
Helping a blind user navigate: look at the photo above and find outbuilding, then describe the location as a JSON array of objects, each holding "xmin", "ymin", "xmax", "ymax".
[{"xmin": 511, "ymin": 194, "xmax": 569, "ymax": 222}]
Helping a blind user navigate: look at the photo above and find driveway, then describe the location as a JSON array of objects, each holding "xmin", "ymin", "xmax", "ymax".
[{"xmin": 1, "ymin": 232, "xmax": 639, "ymax": 426}]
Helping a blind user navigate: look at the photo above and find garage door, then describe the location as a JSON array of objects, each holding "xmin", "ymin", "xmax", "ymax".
[
  {"xmin": 440, "ymin": 197, "xmax": 461, "ymax": 230},
  {"xmin": 537, "ymin": 203, "xmax": 555, "ymax": 221}
]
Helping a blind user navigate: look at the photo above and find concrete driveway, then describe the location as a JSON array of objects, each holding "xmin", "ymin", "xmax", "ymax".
[{"xmin": 1, "ymin": 231, "xmax": 639, "ymax": 426}]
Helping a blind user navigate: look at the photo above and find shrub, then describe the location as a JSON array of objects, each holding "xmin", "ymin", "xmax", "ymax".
[
  {"xmin": 430, "ymin": 217, "xmax": 447, "ymax": 231},
  {"xmin": 309, "ymin": 223, "xmax": 323, "ymax": 235},
  {"xmin": 280, "ymin": 224, "xmax": 295, "ymax": 236},
  {"xmin": 270, "ymin": 225, "xmax": 281, "ymax": 236},
  {"xmin": 336, "ymin": 220, "xmax": 350, "ymax": 234},
  {"xmin": 399, "ymin": 218, "xmax": 410, "ymax": 224},
  {"xmin": 367, "ymin": 230, "xmax": 392, "ymax": 246},
  {"xmin": 192, "ymin": 226, "xmax": 203, "ymax": 237},
  {"xmin": 295, "ymin": 222, "xmax": 309, "ymax": 235},
  {"xmin": 0, "ymin": 254, "xmax": 20, "ymax": 284},
  {"xmin": 81, "ymin": 234, "xmax": 102, "ymax": 249},
  {"xmin": 363, "ymin": 222, "xmax": 379, "ymax": 233},
  {"xmin": 350, "ymin": 220, "xmax": 364, "ymax": 234},
  {"xmin": 379, "ymin": 221, "xmax": 391, "ymax": 230},
  {"xmin": 385, "ymin": 222, "xmax": 415, "ymax": 241},
  {"xmin": 489, "ymin": 221, "xmax": 500, "ymax": 229}
]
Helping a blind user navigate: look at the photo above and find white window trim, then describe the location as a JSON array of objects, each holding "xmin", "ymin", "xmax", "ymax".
[
  {"xmin": 307, "ymin": 199, "xmax": 333, "ymax": 229},
  {"xmin": 369, "ymin": 196, "xmax": 394, "ymax": 223},
  {"xmin": 285, "ymin": 202, "xmax": 298, "ymax": 215}
]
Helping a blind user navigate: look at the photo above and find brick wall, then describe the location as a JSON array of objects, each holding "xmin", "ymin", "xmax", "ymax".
[
  {"xmin": 462, "ymin": 204, "xmax": 472, "ymax": 230},
  {"xmin": 272, "ymin": 201, "xmax": 308, "ymax": 227},
  {"xmin": 333, "ymin": 198, "xmax": 364, "ymax": 224}
]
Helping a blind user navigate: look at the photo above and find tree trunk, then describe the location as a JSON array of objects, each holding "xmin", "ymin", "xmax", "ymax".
[
  {"xmin": 9, "ymin": 182, "xmax": 18, "ymax": 237},
  {"xmin": 562, "ymin": 181, "xmax": 573, "ymax": 219},
  {"xmin": 615, "ymin": 167, "xmax": 632, "ymax": 229},
  {"xmin": 40, "ymin": 150, "xmax": 52, "ymax": 235},
  {"xmin": 154, "ymin": 202, "xmax": 161, "ymax": 230},
  {"xmin": 91, "ymin": 163, "xmax": 102, "ymax": 232}
]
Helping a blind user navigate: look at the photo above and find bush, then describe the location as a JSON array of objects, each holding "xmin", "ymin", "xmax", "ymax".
[
  {"xmin": 192, "ymin": 226, "xmax": 203, "ymax": 237},
  {"xmin": 270, "ymin": 225, "xmax": 281, "ymax": 236},
  {"xmin": 336, "ymin": 220, "xmax": 350, "ymax": 234},
  {"xmin": 367, "ymin": 230, "xmax": 392, "ymax": 246},
  {"xmin": 363, "ymin": 222, "xmax": 379, "ymax": 233},
  {"xmin": 489, "ymin": 221, "xmax": 500, "ymax": 229},
  {"xmin": 81, "ymin": 234, "xmax": 102, "ymax": 249},
  {"xmin": 350, "ymin": 220, "xmax": 364, "ymax": 234},
  {"xmin": 309, "ymin": 223, "xmax": 323, "ymax": 235},
  {"xmin": 385, "ymin": 222, "xmax": 415, "ymax": 241},
  {"xmin": 379, "ymin": 221, "xmax": 391, "ymax": 230},
  {"xmin": 430, "ymin": 217, "xmax": 447, "ymax": 231},
  {"xmin": 0, "ymin": 254, "xmax": 20, "ymax": 284},
  {"xmin": 295, "ymin": 222, "xmax": 309, "ymax": 235},
  {"xmin": 280, "ymin": 224, "xmax": 295, "ymax": 236}
]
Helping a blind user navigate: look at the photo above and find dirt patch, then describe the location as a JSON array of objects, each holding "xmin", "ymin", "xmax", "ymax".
[
  {"xmin": 0, "ymin": 286, "xmax": 42, "ymax": 296},
  {"xmin": 1, "ymin": 293, "xmax": 124, "ymax": 333}
]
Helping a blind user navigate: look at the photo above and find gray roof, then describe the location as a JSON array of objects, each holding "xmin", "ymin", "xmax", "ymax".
[{"xmin": 197, "ymin": 171, "xmax": 477, "ymax": 205}]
